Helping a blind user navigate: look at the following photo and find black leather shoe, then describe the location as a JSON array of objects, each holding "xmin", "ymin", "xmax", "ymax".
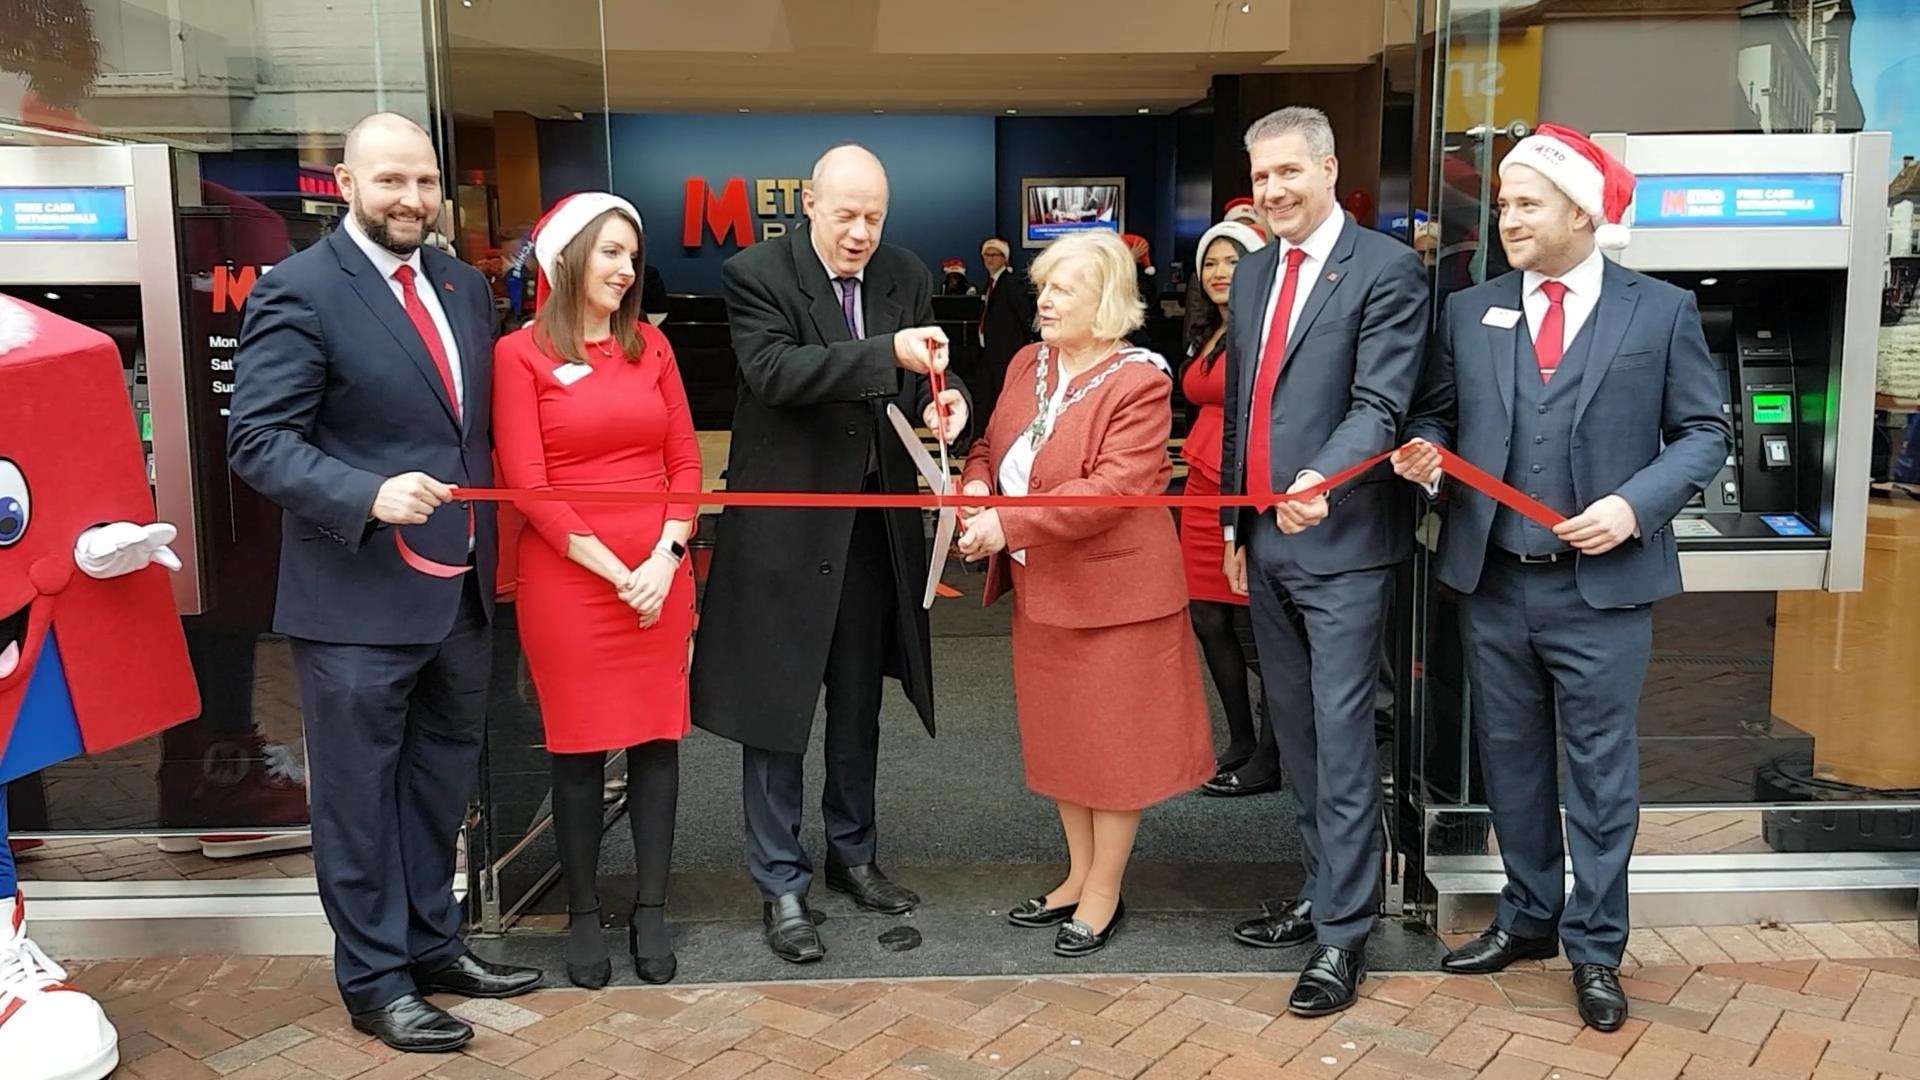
[
  {"xmin": 1201, "ymin": 768, "xmax": 1284, "ymax": 797},
  {"xmin": 763, "ymin": 893, "xmax": 825, "ymax": 964},
  {"xmin": 1573, "ymin": 964, "xmax": 1628, "ymax": 1032},
  {"xmin": 1008, "ymin": 896, "xmax": 1077, "ymax": 928},
  {"xmin": 1439, "ymin": 926, "xmax": 1559, "ymax": 974},
  {"xmin": 825, "ymin": 860, "xmax": 919, "ymax": 914},
  {"xmin": 349, "ymin": 993, "xmax": 473, "ymax": 1053},
  {"xmin": 628, "ymin": 919, "xmax": 677, "ymax": 985},
  {"xmin": 1054, "ymin": 898, "xmax": 1125, "ymax": 957},
  {"xmin": 412, "ymin": 951, "xmax": 542, "ymax": 999},
  {"xmin": 1231, "ymin": 896, "xmax": 1313, "ymax": 949},
  {"xmin": 1289, "ymin": 944, "xmax": 1366, "ymax": 1017}
]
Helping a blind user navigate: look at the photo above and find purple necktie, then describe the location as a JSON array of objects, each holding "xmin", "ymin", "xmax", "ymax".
[{"xmin": 836, "ymin": 277, "xmax": 859, "ymax": 338}]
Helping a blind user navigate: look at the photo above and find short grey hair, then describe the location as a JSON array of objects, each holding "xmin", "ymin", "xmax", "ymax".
[{"xmin": 1244, "ymin": 106, "xmax": 1336, "ymax": 160}]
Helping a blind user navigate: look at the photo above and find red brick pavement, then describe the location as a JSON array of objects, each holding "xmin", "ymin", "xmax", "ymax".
[{"xmin": 71, "ymin": 920, "xmax": 1920, "ymax": 1079}]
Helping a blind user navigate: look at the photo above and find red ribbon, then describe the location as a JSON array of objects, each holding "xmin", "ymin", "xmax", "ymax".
[{"xmin": 393, "ymin": 443, "xmax": 1561, "ymax": 577}]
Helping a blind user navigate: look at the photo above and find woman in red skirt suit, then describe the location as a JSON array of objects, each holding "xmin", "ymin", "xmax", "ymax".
[
  {"xmin": 492, "ymin": 194, "xmax": 700, "ymax": 988},
  {"xmin": 957, "ymin": 230, "xmax": 1214, "ymax": 958},
  {"xmin": 1179, "ymin": 216, "xmax": 1283, "ymax": 797}
]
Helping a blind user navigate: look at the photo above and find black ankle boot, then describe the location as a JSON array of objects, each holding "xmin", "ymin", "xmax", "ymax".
[
  {"xmin": 565, "ymin": 906, "xmax": 612, "ymax": 989},
  {"xmin": 629, "ymin": 902, "xmax": 677, "ymax": 984}
]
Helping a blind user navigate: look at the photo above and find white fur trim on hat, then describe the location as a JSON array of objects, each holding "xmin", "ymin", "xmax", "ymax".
[
  {"xmin": 534, "ymin": 193, "xmax": 643, "ymax": 288},
  {"xmin": 0, "ymin": 295, "xmax": 37, "ymax": 355},
  {"xmin": 1195, "ymin": 220, "xmax": 1268, "ymax": 263},
  {"xmin": 1500, "ymin": 136, "xmax": 1604, "ymax": 222},
  {"xmin": 981, "ymin": 238, "xmax": 1010, "ymax": 258}
]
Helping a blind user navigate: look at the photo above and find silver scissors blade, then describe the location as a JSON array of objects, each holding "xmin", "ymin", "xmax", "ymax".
[{"xmin": 886, "ymin": 404, "xmax": 955, "ymax": 609}]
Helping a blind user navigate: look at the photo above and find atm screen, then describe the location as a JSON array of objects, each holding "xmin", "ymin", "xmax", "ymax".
[
  {"xmin": 0, "ymin": 186, "xmax": 130, "ymax": 240},
  {"xmin": 1634, "ymin": 173, "xmax": 1844, "ymax": 228},
  {"xmin": 1750, "ymin": 393, "xmax": 1792, "ymax": 424}
]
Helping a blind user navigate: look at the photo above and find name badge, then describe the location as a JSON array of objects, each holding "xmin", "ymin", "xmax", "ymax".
[
  {"xmin": 1481, "ymin": 306, "xmax": 1522, "ymax": 329},
  {"xmin": 553, "ymin": 362, "xmax": 593, "ymax": 386}
]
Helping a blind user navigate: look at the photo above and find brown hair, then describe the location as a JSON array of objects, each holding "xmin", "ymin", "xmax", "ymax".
[{"xmin": 533, "ymin": 207, "xmax": 647, "ymax": 364}]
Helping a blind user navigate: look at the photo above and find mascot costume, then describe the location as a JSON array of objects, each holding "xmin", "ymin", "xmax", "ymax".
[{"xmin": 0, "ymin": 294, "xmax": 200, "ymax": 1080}]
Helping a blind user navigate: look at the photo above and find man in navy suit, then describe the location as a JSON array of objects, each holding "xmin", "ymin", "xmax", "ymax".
[
  {"xmin": 1217, "ymin": 106, "xmax": 1429, "ymax": 1017},
  {"xmin": 1394, "ymin": 125, "xmax": 1731, "ymax": 1030},
  {"xmin": 228, "ymin": 113, "xmax": 538, "ymax": 1053}
]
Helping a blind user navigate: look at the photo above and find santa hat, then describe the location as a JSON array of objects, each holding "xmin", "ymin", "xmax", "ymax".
[
  {"xmin": 941, "ymin": 258, "xmax": 966, "ymax": 274},
  {"xmin": 981, "ymin": 237, "xmax": 1010, "ymax": 258},
  {"xmin": 1499, "ymin": 123, "xmax": 1636, "ymax": 250},
  {"xmin": 530, "ymin": 192, "xmax": 644, "ymax": 309},
  {"xmin": 1121, "ymin": 232, "xmax": 1155, "ymax": 276},
  {"xmin": 0, "ymin": 295, "xmax": 36, "ymax": 355},
  {"xmin": 1222, "ymin": 197, "xmax": 1261, "ymax": 228},
  {"xmin": 1195, "ymin": 218, "xmax": 1268, "ymax": 264}
]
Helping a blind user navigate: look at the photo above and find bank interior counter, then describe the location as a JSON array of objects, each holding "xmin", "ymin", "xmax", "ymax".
[{"xmin": 1594, "ymin": 132, "xmax": 1889, "ymax": 593}]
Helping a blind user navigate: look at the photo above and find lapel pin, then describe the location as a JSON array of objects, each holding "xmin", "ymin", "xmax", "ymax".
[
  {"xmin": 1327, "ymin": 272, "xmax": 1340, "ymax": 283},
  {"xmin": 443, "ymin": 281, "xmax": 455, "ymax": 292}
]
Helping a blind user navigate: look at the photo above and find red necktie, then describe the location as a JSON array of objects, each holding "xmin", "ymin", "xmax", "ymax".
[
  {"xmin": 393, "ymin": 264, "xmax": 461, "ymax": 419},
  {"xmin": 1243, "ymin": 247, "xmax": 1308, "ymax": 500},
  {"xmin": 1535, "ymin": 280, "xmax": 1568, "ymax": 383}
]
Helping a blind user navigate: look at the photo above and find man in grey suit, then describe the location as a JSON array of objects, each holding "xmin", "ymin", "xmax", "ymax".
[
  {"xmin": 1217, "ymin": 106, "xmax": 1429, "ymax": 1017},
  {"xmin": 1394, "ymin": 125, "xmax": 1730, "ymax": 1030}
]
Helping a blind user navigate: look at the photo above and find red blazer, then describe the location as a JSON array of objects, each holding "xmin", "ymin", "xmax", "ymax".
[{"xmin": 961, "ymin": 343, "xmax": 1186, "ymax": 629}]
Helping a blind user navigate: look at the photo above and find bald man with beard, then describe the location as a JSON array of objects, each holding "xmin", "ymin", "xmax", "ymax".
[
  {"xmin": 692, "ymin": 144, "xmax": 969, "ymax": 964},
  {"xmin": 228, "ymin": 112, "xmax": 539, "ymax": 1053}
]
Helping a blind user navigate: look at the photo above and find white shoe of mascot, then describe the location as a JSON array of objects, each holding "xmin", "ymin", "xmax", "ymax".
[{"xmin": 0, "ymin": 894, "xmax": 119, "ymax": 1080}]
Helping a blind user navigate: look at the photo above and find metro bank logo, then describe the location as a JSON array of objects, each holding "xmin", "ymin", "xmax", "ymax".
[
  {"xmin": 210, "ymin": 265, "xmax": 274, "ymax": 314},
  {"xmin": 682, "ymin": 175, "xmax": 811, "ymax": 249}
]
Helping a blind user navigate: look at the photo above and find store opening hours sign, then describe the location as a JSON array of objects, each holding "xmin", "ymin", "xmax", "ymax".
[
  {"xmin": 1634, "ymin": 173, "xmax": 1844, "ymax": 229},
  {"xmin": 0, "ymin": 186, "xmax": 129, "ymax": 240}
]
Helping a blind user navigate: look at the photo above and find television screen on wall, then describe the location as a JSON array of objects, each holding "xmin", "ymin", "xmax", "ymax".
[{"xmin": 1022, "ymin": 177, "xmax": 1124, "ymax": 248}]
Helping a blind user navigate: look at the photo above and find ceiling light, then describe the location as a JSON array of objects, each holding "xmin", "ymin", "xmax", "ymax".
[
  {"xmin": 737, "ymin": 107, "xmax": 750, "ymax": 113},
  {"xmin": 1137, "ymin": 107, "xmax": 1150, "ymax": 114},
  {"xmin": 44, "ymin": 292, "xmax": 60, "ymax": 301},
  {"xmin": 1241, "ymin": 2, "xmax": 1252, "ymax": 12},
  {"xmin": 1005, "ymin": 109, "xmax": 1018, "ymax": 115},
  {"xmin": 1700, "ymin": 277, "xmax": 1719, "ymax": 286},
  {"xmin": 873, "ymin": 108, "xmax": 886, "ymax": 114}
]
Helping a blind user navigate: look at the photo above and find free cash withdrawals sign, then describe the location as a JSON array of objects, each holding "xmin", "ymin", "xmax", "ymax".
[
  {"xmin": 1633, "ymin": 173, "xmax": 1845, "ymax": 229},
  {"xmin": 0, "ymin": 187, "xmax": 129, "ymax": 240}
]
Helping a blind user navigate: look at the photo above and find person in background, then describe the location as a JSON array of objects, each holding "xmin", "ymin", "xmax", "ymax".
[
  {"xmin": 1176, "ymin": 215, "xmax": 1283, "ymax": 800},
  {"xmin": 492, "ymin": 193, "xmax": 700, "ymax": 989},
  {"xmin": 956, "ymin": 229, "xmax": 1214, "ymax": 959},
  {"xmin": 941, "ymin": 258, "xmax": 978, "ymax": 296},
  {"xmin": 979, "ymin": 237, "xmax": 1034, "ymax": 420},
  {"xmin": 1394, "ymin": 124, "xmax": 1730, "ymax": 1031}
]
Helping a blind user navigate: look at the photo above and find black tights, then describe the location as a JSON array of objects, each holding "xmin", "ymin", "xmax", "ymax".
[
  {"xmin": 551, "ymin": 739, "xmax": 679, "ymax": 963},
  {"xmin": 1189, "ymin": 600, "xmax": 1262, "ymax": 768}
]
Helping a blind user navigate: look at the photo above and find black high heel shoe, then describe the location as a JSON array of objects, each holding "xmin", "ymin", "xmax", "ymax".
[
  {"xmin": 1054, "ymin": 898, "xmax": 1126, "ymax": 957},
  {"xmin": 628, "ymin": 903, "xmax": 677, "ymax": 985},
  {"xmin": 565, "ymin": 906, "xmax": 612, "ymax": 990}
]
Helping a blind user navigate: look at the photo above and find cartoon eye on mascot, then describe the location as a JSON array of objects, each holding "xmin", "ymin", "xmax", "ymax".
[{"xmin": 0, "ymin": 294, "xmax": 200, "ymax": 1080}]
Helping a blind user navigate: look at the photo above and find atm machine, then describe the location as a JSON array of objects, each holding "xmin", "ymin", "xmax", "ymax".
[{"xmin": 1593, "ymin": 132, "xmax": 1887, "ymax": 592}]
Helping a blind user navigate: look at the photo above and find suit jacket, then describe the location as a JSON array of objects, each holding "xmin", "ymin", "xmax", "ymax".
[
  {"xmin": 981, "ymin": 268, "xmax": 1034, "ymax": 366},
  {"xmin": 1405, "ymin": 258, "xmax": 1732, "ymax": 608},
  {"xmin": 227, "ymin": 227, "xmax": 497, "ymax": 645},
  {"xmin": 690, "ymin": 225, "xmax": 968, "ymax": 755},
  {"xmin": 1218, "ymin": 213, "xmax": 1429, "ymax": 574},
  {"xmin": 961, "ymin": 343, "xmax": 1185, "ymax": 629}
]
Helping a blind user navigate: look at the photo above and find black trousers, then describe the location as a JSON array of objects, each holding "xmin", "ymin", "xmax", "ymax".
[
  {"xmin": 741, "ymin": 507, "xmax": 891, "ymax": 899},
  {"xmin": 1459, "ymin": 552, "xmax": 1650, "ymax": 967},
  {"xmin": 1246, "ymin": 518, "xmax": 1390, "ymax": 951},
  {"xmin": 291, "ymin": 578, "xmax": 490, "ymax": 1013}
]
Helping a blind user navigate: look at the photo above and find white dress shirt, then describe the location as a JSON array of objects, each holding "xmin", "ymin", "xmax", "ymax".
[
  {"xmin": 1254, "ymin": 204, "xmax": 1346, "ymax": 360},
  {"xmin": 343, "ymin": 214, "xmax": 465, "ymax": 413},
  {"xmin": 815, "ymin": 242, "xmax": 865, "ymax": 339},
  {"xmin": 1522, "ymin": 245, "xmax": 1604, "ymax": 354}
]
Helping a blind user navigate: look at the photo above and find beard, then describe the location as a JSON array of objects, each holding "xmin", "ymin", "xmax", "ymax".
[{"xmin": 354, "ymin": 202, "xmax": 424, "ymax": 258}]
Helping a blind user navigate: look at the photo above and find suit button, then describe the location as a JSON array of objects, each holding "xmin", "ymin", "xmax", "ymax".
[
  {"xmin": 1534, "ymin": 436, "xmax": 1545, "ymax": 444},
  {"xmin": 1531, "ymin": 465, "xmax": 1542, "ymax": 473},
  {"xmin": 818, "ymin": 561, "xmax": 833, "ymax": 575},
  {"xmin": 846, "ymin": 424, "xmax": 859, "ymax": 436},
  {"xmin": 1538, "ymin": 405, "xmax": 1549, "ymax": 414},
  {"xmin": 1503, "ymin": 438, "xmax": 1510, "ymax": 447}
]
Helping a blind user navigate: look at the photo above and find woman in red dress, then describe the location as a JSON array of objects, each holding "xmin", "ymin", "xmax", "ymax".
[
  {"xmin": 957, "ymin": 230, "xmax": 1214, "ymax": 958},
  {"xmin": 1178, "ymin": 217, "xmax": 1282, "ymax": 797},
  {"xmin": 492, "ymin": 193, "xmax": 701, "ymax": 988}
]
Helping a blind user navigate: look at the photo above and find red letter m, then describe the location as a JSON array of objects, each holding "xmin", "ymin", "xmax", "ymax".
[
  {"xmin": 682, "ymin": 177, "xmax": 753, "ymax": 248},
  {"xmin": 211, "ymin": 264, "xmax": 259, "ymax": 313}
]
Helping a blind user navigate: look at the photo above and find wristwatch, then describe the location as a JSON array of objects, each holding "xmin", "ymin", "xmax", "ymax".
[{"xmin": 656, "ymin": 539, "xmax": 687, "ymax": 562}]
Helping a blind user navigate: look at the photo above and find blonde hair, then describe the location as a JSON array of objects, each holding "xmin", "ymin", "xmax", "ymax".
[{"xmin": 1028, "ymin": 230, "xmax": 1146, "ymax": 341}]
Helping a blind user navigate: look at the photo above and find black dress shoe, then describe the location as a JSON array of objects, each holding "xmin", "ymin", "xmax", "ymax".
[
  {"xmin": 1200, "ymin": 768, "xmax": 1284, "ymax": 797},
  {"xmin": 1008, "ymin": 896, "xmax": 1078, "ymax": 928},
  {"xmin": 1054, "ymin": 898, "xmax": 1125, "ymax": 957},
  {"xmin": 1214, "ymin": 749, "xmax": 1254, "ymax": 775},
  {"xmin": 1439, "ymin": 926, "xmax": 1559, "ymax": 974},
  {"xmin": 763, "ymin": 893, "xmax": 825, "ymax": 964},
  {"xmin": 349, "ymin": 993, "xmax": 473, "ymax": 1053},
  {"xmin": 628, "ymin": 920, "xmax": 677, "ymax": 985},
  {"xmin": 413, "ymin": 951, "xmax": 542, "ymax": 999},
  {"xmin": 1289, "ymin": 944, "xmax": 1366, "ymax": 1017},
  {"xmin": 825, "ymin": 861, "xmax": 919, "ymax": 914},
  {"xmin": 1231, "ymin": 896, "xmax": 1313, "ymax": 949},
  {"xmin": 1573, "ymin": 964, "xmax": 1628, "ymax": 1032}
]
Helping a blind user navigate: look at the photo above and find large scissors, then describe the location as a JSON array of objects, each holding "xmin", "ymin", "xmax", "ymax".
[{"xmin": 885, "ymin": 393, "xmax": 956, "ymax": 610}]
